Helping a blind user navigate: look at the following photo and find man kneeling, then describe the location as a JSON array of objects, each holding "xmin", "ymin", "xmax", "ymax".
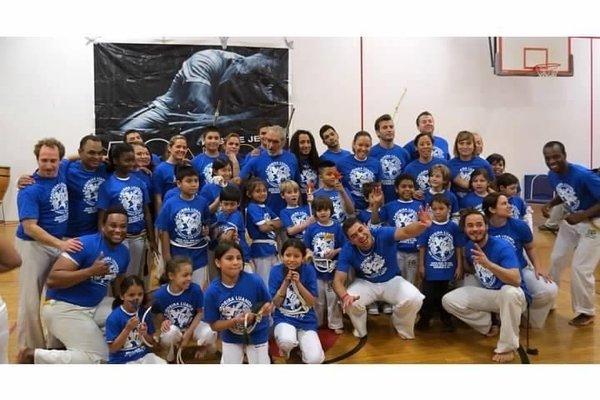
[{"xmin": 442, "ymin": 209, "xmax": 528, "ymax": 363}]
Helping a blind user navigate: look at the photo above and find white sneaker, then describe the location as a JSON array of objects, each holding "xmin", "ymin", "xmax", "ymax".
[
  {"xmin": 367, "ymin": 303, "xmax": 379, "ymax": 315},
  {"xmin": 382, "ymin": 303, "xmax": 393, "ymax": 314}
]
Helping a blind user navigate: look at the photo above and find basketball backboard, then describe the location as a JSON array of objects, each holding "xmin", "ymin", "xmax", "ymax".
[{"xmin": 493, "ymin": 37, "xmax": 573, "ymax": 76}]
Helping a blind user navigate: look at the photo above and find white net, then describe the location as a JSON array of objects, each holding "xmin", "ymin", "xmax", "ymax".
[{"xmin": 534, "ymin": 63, "xmax": 561, "ymax": 77}]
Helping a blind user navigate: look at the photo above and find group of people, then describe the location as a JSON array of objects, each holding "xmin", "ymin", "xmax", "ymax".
[{"xmin": 3, "ymin": 110, "xmax": 600, "ymax": 365}]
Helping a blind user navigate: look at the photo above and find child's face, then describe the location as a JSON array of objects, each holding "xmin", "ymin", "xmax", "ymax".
[
  {"xmin": 133, "ymin": 146, "xmax": 151, "ymax": 168},
  {"xmin": 457, "ymin": 139, "xmax": 475, "ymax": 158},
  {"xmin": 203, "ymin": 132, "xmax": 221, "ymax": 152},
  {"xmin": 250, "ymin": 184, "xmax": 268, "ymax": 203},
  {"xmin": 429, "ymin": 171, "xmax": 445, "ymax": 190},
  {"xmin": 169, "ymin": 139, "xmax": 188, "ymax": 161},
  {"xmin": 216, "ymin": 248, "xmax": 243, "ymax": 279},
  {"xmin": 491, "ymin": 161, "xmax": 505, "ymax": 176},
  {"xmin": 225, "ymin": 137, "xmax": 240, "ymax": 154},
  {"xmin": 320, "ymin": 167, "xmax": 339, "ymax": 188},
  {"xmin": 471, "ymin": 175, "xmax": 489, "ymax": 194},
  {"xmin": 500, "ymin": 183, "xmax": 519, "ymax": 197},
  {"xmin": 431, "ymin": 201, "xmax": 450, "ymax": 222},
  {"xmin": 315, "ymin": 207, "xmax": 331, "ymax": 224},
  {"xmin": 220, "ymin": 200, "xmax": 239, "ymax": 215},
  {"xmin": 215, "ymin": 165, "xmax": 233, "ymax": 182},
  {"xmin": 116, "ymin": 151, "xmax": 136, "ymax": 174},
  {"xmin": 178, "ymin": 175, "xmax": 200, "ymax": 196},
  {"xmin": 281, "ymin": 187, "xmax": 300, "ymax": 206},
  {"xmin": 169, "ymin": 263, "xmax": 193, "ymax": 291},
  {"xmin": 396, "ymin": 179, "xmax": 415, "ymax": 200},
  {"xmin": 282, "ymin": 246, "xmax": 304, "ymax": 270},
  {"xmin": 121, "ymin": 283, "xmax": 144, "ymax": 311}
]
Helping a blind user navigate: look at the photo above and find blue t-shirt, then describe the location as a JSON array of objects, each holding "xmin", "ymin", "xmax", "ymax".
[
  {"xmin": 199, "ymin": 181, "xmax": 237, "ymax": 205},
  {"xmin": 404, "ymin": 157, "xmax": 449, "ymax": 193},
  {"xmin": 336, "ymin": 154, "xmax": 383, "ymax": 210},
  {"xmin": 151, "ymin": 153, "xmax": 162, "ymax": 168},
  {"xmin": 548, "ymin": 163, "xmax": 600, "ymax": 213},
  {"xmin": 403, "ymin": 135, "xmax": 450, "ymax": 162},
  {"xmin": 338, "ymin": 227, "xmax": 400, "ymax": 283},
  {"xmin": 370, "ymin": 143, "xmax": 410, "ymax": 203},
  {"xmin": 106, "ymin": 305, "xmax": 155, "ymax": 364},
  {"xmin": 319, "ymin": 149, "xmax": 352, "ymax": 165},
  {"xmin": 240, "ymin": 151, "xmax": 300, "ymax": 215},
  {"xmin": 269, "ymin": 263, "xmax": 318, "ymax": 331},
  {"xmin": 203, "ymin": 271, "xmax": 271, "ymax": 345},
  {"xmin": 417, "ymin": 220, "xmax": 464, "ymax": 281},
  {"xmin": 488, "ymin": 218, "xmax": 533, "ymax": 269},
  {"xmin": 448, "ymin": 156, "xmax": 494, "ymax": 198},
  {"xmin": 152, "ymin": 283, "xmax": 204, "ymax": 330},
  {"xmin": 279, "ymin": 205, "xmax": 311, "ymax": 240},
  {"xmin": 131, "ymin": 169, "xmax": 154, "ymax": 204},
  {"xmin": 379, "ymin": 199, "xmax": 422, "ymax": 252},
  {"xmin": 464, "ymin": 236, "xmax": 522, "ymax": 291},
  {"xmin": 246, "ymin": 202, "xmax": 279, "ymax": 258},
  {"xmin": 46, "ymin": 232, "xmax": 130, "ymax": 307},
  {"xmin": 423, "ymin": 189, "xmax": 460, "ymax": 217},
  {"xmin": 155, "ymin": 194, "xmax": 210, "ymax": 269},
  {"xmin": 242, "ymin": 147, "xmax": 267, "ymax": 166},
  {"xmin": 97, "ymin": 174, "xmax": 150, "ymax": 235},
  {"xmin": 304, "ymin": 221, "xmax": 344, "ymax": 281},
  {"xmin": 191, "ymin": 153, "xmax": 224, "ymax": 187},
  {"xmin": 312, "ymin": 187, "xmax": 354, "ymax": 223},
  {"xmin": 508, "ymin": 195, "xmax": 528, "ymax": 221},
  {"xmin": 16, "ymin": 166, "xmax": 69, "ymax": 241},
  {"xmin": 64, "ymin": 160, "xmax": 108, "ymax": 237},
  {"xmin": 152, "ymin": 161, "xmax": 177, "ymax": 200},
  {"xmin": 211, "ymin": 209, "xmax": 250, "ymax": 262},
  {"xmin": 458, "ymin": 191, "xmax": 487, "ymax": 212}
]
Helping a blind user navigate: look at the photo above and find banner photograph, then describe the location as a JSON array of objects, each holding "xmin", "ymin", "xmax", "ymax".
[{"xmin": 94, "ymin": 43, "xmax": 289, "ymax": 156}]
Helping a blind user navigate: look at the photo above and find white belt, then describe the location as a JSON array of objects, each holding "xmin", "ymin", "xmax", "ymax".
[
  {"xmin": 170, "ymin": 238, "xmax": 209, "ymax": 249},
  {"xmin": 252, "ymin": 239, "xmax": 278, "ymax": 247}
]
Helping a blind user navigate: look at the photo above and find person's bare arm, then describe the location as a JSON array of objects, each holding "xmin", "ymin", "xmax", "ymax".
[
  {"xmin": 0, "ymin": 237, "xmax": 22, "ymax": 272},
  {"xmin": 46, "ymin": 253, "xmax": 110, "ymax": 289},
  {"xmin": 22, "ymin": 219, "xmax": 82, "ymax": 252}
]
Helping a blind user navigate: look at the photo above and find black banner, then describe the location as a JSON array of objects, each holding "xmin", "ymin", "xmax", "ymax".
[{"xmin": 94, "ymin": 43, "xmax": 289, "ymax": 157}]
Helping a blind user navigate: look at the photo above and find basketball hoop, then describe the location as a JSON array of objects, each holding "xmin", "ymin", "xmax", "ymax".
[{"xmin": 533, "ymin": 63, "xmax": 561, "ymax": 77}]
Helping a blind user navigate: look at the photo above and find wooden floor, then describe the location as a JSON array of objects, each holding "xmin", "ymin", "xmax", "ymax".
[{"xmin": 2, "ymin": 204, "xmax": 600, "ymax": 364}]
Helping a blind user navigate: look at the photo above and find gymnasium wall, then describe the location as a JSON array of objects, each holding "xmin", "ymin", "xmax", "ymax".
[{"xmin": 0, "ymin": 37, "xmax": 598, "ymax": 221}]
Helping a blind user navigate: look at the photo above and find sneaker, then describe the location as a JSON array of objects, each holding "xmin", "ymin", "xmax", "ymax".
[
  {"xmin": 367, "ymin": 303, "xmax": 380, "ymax": 315},
  {"xmin": 382, "ymin": 303, "xmax": 393, "ymax": 314},
  {"xmin": 538, "ymin": 224, "xmax": 559, "ymax": 233},
  {"xmin": 569, "ymin": 314, "xmax": 594, "ymax": 326}
]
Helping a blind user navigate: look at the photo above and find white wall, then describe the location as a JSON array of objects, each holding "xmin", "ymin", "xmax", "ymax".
[{"xmin": 0, "ymin": 36, "xmax": 598, "ymax": 221}]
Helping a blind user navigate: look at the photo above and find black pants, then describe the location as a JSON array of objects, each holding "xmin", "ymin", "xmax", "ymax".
[{"xmin": 420, "ymin": 280, "xmax": 452, "ymax": 323}]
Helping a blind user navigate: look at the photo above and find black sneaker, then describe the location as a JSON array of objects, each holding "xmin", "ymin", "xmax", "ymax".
[{"xmin": 569, "ymin": 313, "xmax": 594, "ymax": 326}]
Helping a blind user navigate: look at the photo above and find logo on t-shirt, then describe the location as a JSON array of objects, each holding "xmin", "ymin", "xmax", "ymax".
[
  {"xmin": 432, "ymin": 146, "xmax": 444, "ymax": 159},
  {"xmin": 416, "ymin": 170, "xmax": 430, "ymax": 191},
  {"xmin": 474, "ymin": 261, "xmax": 497, "ymax": 288},
  {"xmin": 203, "ymin": 163, "xmax": 216, "ymax": 184},
  {"xmin": 83, "ymin": 177, "xmax": 105, "ymax": 208},
  {"xmin": 349, "ymin": 167, "xmax": 375, "ymax": 195},
  {"xmin": 458, "ymin": 167, "xmax": 474, "ymax": 182},
  {"xmin": 360, "ymin": 253, "xmax": 386, "ymax": 278},
  {"xmin": 300, "ymin": 168, "xmax": 318, "ymax": 188},
  {"xmin": 119, "ymin": 186, "xmax": 144, "ymax": 223},
  {"xmin": 50, "ymin": 183, "xmax": 69, "ymax": 223},
  {"xmin": 265, "ymin": 162, "xmax": 291, "ymax": 189},
  {"xmin": 394, "ymin": 208, "xmax": 418, "ymax": 245},
  {"xmin": 165, "ymin": 302, "xmax": 195, "ymax": 328},
  {"xmin": 290, "ymin": 211, "xmax": 309, "ymax": 226},
  {"xmin": 510, "ymin": 204, "xmax": 521, "ymax": 219},
  {"xmin": 556, "ymin": 183, "xmax": 580, "ymax": 212},
  {"xmin": 91, "ymin": 256, "xmax": 120, "ymax": 286},
  {"xmin": 312, "ymin": 232, "xmax": 337, "ymax": 272},
  {"xmin": 174, "ymin": 207, "xmax": 202, "ymax": 242},
  {"xmin": 380, "ymin": 155, "xmax": 402, "ymax": 181},
  {"xmin": 220, "ymin": 296, "xmax": 253, "ymax": 335},
  {"xmin": 496, "ymin": 234, "xmax": 516, "ymax": 250},
  {"xmin": 428, "ymin": 231, "xmax": 454, "ymax": 262},
  {"xmin": 281, "ymin": 284, "xmax": 309, "ymax": 317}
]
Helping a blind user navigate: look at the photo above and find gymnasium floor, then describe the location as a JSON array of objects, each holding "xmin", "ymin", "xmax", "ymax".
[{"xmin": 1, "ymin": 204, "xmax": 599, "ymax": 364}]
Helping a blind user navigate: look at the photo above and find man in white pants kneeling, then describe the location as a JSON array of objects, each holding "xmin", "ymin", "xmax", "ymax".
[
  {"xmin": 333, "ymin": 211, "xmax": 431, "ymax": 339},
  {"xmin": 442, "ymin": 209, "xmax": 528, "ymax": 363}
]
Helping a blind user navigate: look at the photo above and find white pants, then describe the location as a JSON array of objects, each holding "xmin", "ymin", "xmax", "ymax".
[
  {"xmin": 252, "ymin": 254, "xmax": 279, "ymax": 287},
  {"xmin": 315, "ymin": 279, "xmax": 343, "ymax": 330},
  {"xmin": 549, "ymin": 220, "xmax": 600, "ymax": 316},
  {"xmin": 346, "ymin": 276, "xmax": 424, "ymax": 338},
  {"xmin": 274, "ymin": 322, "xmax": 324, "ymax": 364},
  {"xmin": 442, "ymin": 285, "xmax": 526, "ymax": 353},
  {"xmin": 16, "ymin": 238, "xmax": 61, "ymax": 349},
  {"xmin": 545, "ymin": 204, "xmax": 567, "ymax": 228},
  {"xmin": 160, "ymin": 323, "xmax": 217, "ymax": 361},
  {"xmin": 127, "ymin": 352, "xmax": 167, "ymax": 364},
  {"xmin": 397, "ymin": 251, "xmax": 418, "ymax": 285},
  {"xmin": 124, "ymin": 234, "xmax": 147, "ymax": 277},
  {"xmin": 0, "ymin": 299, "xmax": 8, "ymax": 364},
  {"xmin": 34, "ymin": 297, "xmax": 113, "ymax": 364},
  {"xmin": 220, "ymin": 341, "xmax": 270, "ymax": 364},
  {"xmin": 192, "ymin": 266, "xmax": 209, "ymax": 289},
  {"xmin": 522, "ymin": 267, "xmax": 558, "ymax": 328}
]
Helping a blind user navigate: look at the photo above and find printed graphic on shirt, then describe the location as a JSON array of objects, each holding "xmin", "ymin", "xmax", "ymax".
[
  {"xmin": 416, "ymin": 170, "xmax": 429, "ymax": 191},
  {"xmin": 393, "ymin": 208, "xmax": 418, "ymax": 244},
  {"xmin": 301, "ymin": 168, "xmax": 318, "ymax": 186},
  {"xmin": 311, "ymin": 232, "xmax": 337, "ymax": 272},
  {"xmin": 203, "ymin": 163, "xmax": 216, "ymax": 184},
  {"xmin": 174, "ymin": 207, "xmax": 203, "ymax": 243},
  {"xmin": 555, "ymin": 183, "xmax": 580, "ymax": 212},
  {"xmin": 91, "ymin": 256, "xmax": 120, "ymax": 286},
  {"xmin": 290, "ymin": 210, "xmax": 310, "ymax": 226},
  {"xmin": 380, "ymin": 155, "xmax": 402, "ymax": 182},
  {"xmin": 428, "ymin": 231, "xmax": 454, "ymax": 262},
  {"xmin": 118, "ymin": 186, "xmax": 144, "ymax": 224},
  {"xmin": 83, "ymin": 177, "xmax": 106, "ymax": 209},
  {"xmin": 220, "ymin": 296, "xmax": 253, "ymax": 335},
  {"xmin": 266, "ymin": 162, "xmax": 291, "ymax": 189},
  {"xmin": 51, "ymin": 183, "xmax": 69, "ymax": 223},
  {"xmin": 474, "ymin": 262, "xmax": 497, "ymax": 288},
  {"xmin": 165, "ymin": 302, "xmax": 195, "ymax": 328},
  {"xmin": 458, "ymin": 167, "xmax": 474, "ymax": 182},
  {"xmin": 281, "ymin": 284, "xmax": 309, "ymax": 317},
  {"xmin": 360, "ymin": 253, "xmax": 387, "ymax": 278},
  {"xmin": 433, "ymin": 147, "xmax": 444, "ymax": 159},
  {"xmin": 349, "ymin": 167, "xmax": 375, "ymax": 195}
]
